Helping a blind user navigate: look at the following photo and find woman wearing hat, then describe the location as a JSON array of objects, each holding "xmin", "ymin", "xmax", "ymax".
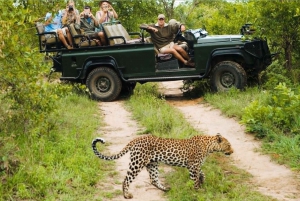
[{"xmin": 95, "ymin": 0, "xmax": 118, "ymax": 45}]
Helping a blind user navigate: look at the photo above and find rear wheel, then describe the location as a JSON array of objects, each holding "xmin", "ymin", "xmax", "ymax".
[
  {"xmin": 86, "ymin": 67, "xmax": 122, "ymax": 102},
  {"xmin": 210, "ymin": 61, "xmax": 247, "ymax": 92}
]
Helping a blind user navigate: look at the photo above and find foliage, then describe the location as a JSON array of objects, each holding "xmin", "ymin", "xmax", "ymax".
[
  {"xmin": 174, "ymin": 0, "xmax": 258, "ymax": 34},
  {"xmin": 260, "ymin": 60, "xmax": 293, "ymax": 90},
  {"xmin": 253, "ymin": 0, "xmax": 300, "ymax": 70},
  {"xmin": 0, "ymin": 94, "xmax": 110, "ymax": 200},
  {"xmin": 0, "ymin": 0, "xmax": 66, "ymax": 136},
  {"xmin": 241, "ymin": 83, "xmax": 300, "ymax": 137},
  {"xmin": 114, "ymin": 0, "xmax": 163, "ymax": 32}
]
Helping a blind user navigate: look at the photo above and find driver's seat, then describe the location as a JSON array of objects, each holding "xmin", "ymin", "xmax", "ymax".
[{"xmin": 145, "ymin": 37, "xmax": 173, "ymax": 61}]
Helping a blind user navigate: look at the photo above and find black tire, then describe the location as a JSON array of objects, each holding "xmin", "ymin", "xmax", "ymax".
[
  {"xmin": 210, "ymin": 61, "xmax": 247, "ymax": 92},
  {"xmin": 86, "ymin": 67, "xmax": 122, "ymax": 102}
]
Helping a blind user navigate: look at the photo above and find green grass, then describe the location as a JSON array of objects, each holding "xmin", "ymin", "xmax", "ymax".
[
  {"xmin": 204, "ymin": 87, "xmax": 267, "ymax": 119},
  {"xmin": 126, "ymin": 83, "xmax": 273, "ymax": 201},
  {"xmin": 0, "ymin": 94, "xmax": 114, "ymax": 201}
]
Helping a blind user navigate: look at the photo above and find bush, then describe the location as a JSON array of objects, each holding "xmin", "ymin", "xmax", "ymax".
[
  {"xmin": 260, "ymin": 60, "xmax": 292, "ymax": 90},
  {"xmin": 241, "ymin": 83, "xmax": 300, "ymax": 137}
]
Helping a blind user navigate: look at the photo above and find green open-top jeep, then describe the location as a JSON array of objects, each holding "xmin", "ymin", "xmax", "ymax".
[{"xmin": 36, "ymin": 21, "xmax": 273, "ymax": 101}]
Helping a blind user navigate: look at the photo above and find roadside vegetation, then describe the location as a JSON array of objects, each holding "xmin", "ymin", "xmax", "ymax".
[
  {"xmin": 126, "ymin": 83, "xmax": 273, "ymax": 201},
  {"xmin": 0, "ymin": 92, "xmax": 113, "ymax": 200}
]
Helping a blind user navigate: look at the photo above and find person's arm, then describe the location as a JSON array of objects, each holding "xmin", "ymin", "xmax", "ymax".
[
  {"xmin": 62, "ymin": 9, "xmax": 68, "ymax": 25},
  {"xmin": 171, "ymin": 23, "xmax": 185, "ymax": 34},
  {"xmin": 44, "ymin": 16, "xmax": 52, "ymax": 25},
  {"xmin": 97, "ymin": 11, "xmax": 108, "ymax": 24},
  {"xmin": 74, "ymin": 11, "xmax": 80, "ymax": 25},
  {"xmin": 90, "ymin": 13, "xmax": 99, "ymax": 27},
  {"xmin": 44, "ymin": 12, "xmax": 53, "ymax": 25},
  {"xmin": 140, "ymin": 24, "xmax": 158, "ymax": 32},
  {"xmin": 108, "ymin": 4, "xmax": 118, "ymax": 19}
]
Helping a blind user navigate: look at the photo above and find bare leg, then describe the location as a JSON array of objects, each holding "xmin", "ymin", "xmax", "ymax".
[
  {"xmin": 64, "ymin": 27, "xmax": 73, "ymax": 47},
  {"xmin": 57, "ymin": 29, "xmax": 72, "ymax": 49},
  {"xmin": 98, "ymin": 31, "xmax": 107, "ymax": 46},
  {"xmin": 160, "ymin": 47, "xmax": 187, "ymax": 64},
  {"xmin": 174, "ymin": 44, "xmax": 190, "ymax": 60}
]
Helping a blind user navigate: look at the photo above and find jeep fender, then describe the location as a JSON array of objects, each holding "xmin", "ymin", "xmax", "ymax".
[
  {"xmin": 209, "ymin": 48, "xmax": 255, "ymax": 70},
  {"xmin": 81, "ymin": 56, "xmax": 124, "ymax": 80}
]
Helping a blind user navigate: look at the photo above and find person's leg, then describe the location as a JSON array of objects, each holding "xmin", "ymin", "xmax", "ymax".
[
  {"xmin": 98, "ymin": 31, "xmax": 107, "ymax": 46},
  {"xmin": 173, "ymin": 44, "xmax": 195, "ymax": 67},
  {"xmin": 90, "ymin": 33, "xmax": 101, "ymax": 46},
  {"xmin": 160, "ymin": 45, "xmax": 187, "ymax": 64},
  {"xmin": 57, "ymin": 29, "xmax": 72, "ymax": 49},
  {"xmin": 173, "ymin": 44, "xmax": 189, "ymax": 60},
  {"xmin": 63, "ymin": 27, "xmax": 73, "ymax": 47}
]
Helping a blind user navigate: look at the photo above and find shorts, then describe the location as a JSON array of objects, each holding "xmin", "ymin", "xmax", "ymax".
[
  {"xmin": 159, "ymin": 42, "xmax": 174, "ymax": 53},
  {"xmin": 45, "ymin": 27, "xmax": 67, "ymax": 39},
  {"xmin": 85, "ymin": 32, "xmax": 98, "ymax": 39}
]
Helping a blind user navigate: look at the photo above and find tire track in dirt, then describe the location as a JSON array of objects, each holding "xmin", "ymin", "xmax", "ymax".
[
  {"xmin": 95, "ymin": 101, "xmax": 167, "ymax": 201},
  {"xmin": 160, "ymin": 81, "xmax": 300, "ymax": 201}
]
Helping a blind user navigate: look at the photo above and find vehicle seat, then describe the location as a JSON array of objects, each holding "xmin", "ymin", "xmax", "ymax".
[
  {"xmin": 68, "ymin": 23, "xmax": 98, "ymax": 48},
  {"xmin": 116, "ymin": 24, "xmax": 141, "ymax": 43},
  {"xmin": 102, "ymin": 21, "xmax": 141, "ymax": 45},
  {"xmin": 35, "ymin": 22, "xmax": 61, "ymax": 52}
]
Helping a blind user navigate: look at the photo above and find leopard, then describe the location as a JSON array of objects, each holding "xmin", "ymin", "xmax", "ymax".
[{"xmin": 92, "ymin": 134, "xmax": 233, "ymax": 199}]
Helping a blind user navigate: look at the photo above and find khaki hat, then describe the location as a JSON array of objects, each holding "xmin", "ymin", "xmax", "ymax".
[
  {"xmin": 169, "ymin": 19, "xmax": 178, "ymax": 25},
  {"xmin": 99, "ymin": 0, "xmax": 111, "ymax": 5},
  {"xmin": 157, "ymin": 14, "xmax": 165, "ymax": 19}
]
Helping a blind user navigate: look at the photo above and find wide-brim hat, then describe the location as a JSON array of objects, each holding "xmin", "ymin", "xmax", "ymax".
[{"xmin": 99, "ymin": 0, "xmax": 111, "ymax": 5}]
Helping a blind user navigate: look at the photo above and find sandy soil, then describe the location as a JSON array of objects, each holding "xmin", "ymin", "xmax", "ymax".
[
  {"xmin": 96, "ymin": 102, "xmax": 167, "ymax": 201},
  {"xmin": 95, "ymin": 81, "xmax": 300, "ymax": 201}
]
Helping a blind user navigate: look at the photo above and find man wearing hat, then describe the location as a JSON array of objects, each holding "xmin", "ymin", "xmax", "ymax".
[
  {"xmin": 141, "ymin": 14, "xmax": 194, "ymax": 67},
  {"xmin": 95, "ymin": 0, "xmax": 118, "ymax": 45}
]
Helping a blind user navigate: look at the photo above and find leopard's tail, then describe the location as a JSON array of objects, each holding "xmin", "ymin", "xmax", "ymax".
[{"xmin": 92, "ymin": 137, "xmax": 130, "ymax": 161}]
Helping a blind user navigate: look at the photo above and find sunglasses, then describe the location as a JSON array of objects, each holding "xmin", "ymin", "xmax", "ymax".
[{"xmin": 159, "ymin": 18, "xmax": 165, "ymax": 20}]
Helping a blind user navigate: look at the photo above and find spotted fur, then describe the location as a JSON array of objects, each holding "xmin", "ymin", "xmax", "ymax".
[{"xmin": 92, "ymin": 134, "xmax": 233, "ymax": 199}]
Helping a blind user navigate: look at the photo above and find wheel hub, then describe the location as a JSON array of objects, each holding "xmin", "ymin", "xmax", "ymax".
[
  {"xmin": 221, "ymin": 72, "xmax": 235, "ymax": 88},
  {"xmin": 96, "ymin": 77, "xmax": 111, "ymax": 92}
]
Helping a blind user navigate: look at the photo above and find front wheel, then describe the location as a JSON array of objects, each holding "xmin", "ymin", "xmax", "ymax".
[
  {"xmin": 86, "ymin": 67, "xmax": 122, "ymax": 102},
  {"xmin": 210, "ymin": 61, "xmax": 247, "ymax": 92}
]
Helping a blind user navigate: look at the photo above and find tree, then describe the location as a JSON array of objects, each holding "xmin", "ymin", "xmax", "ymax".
[{"xmin": 254, "ymin": 0, "xmax": 300, "ymax": 71}]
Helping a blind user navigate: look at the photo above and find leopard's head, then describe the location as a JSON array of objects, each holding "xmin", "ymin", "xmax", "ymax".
[{"xmin": 214, "ymin": 134, "xmax": 233, "ymax": 155}]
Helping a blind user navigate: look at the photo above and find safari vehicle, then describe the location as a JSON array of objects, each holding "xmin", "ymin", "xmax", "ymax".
[{"xmin": 36, "ymin": 21, "xmax": 273, "ymax": 101}]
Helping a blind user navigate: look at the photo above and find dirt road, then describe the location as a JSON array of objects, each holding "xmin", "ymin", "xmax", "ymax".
[{"xmin": 96, "ymin": 81, "xmax": 300, "ymax": 201}]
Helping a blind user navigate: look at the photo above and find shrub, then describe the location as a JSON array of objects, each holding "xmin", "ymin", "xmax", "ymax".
[
  {"xmin": 241, "ymin": 83, "xmax": 300, "ymax": 137},
  {"xmin": 260, "ymin": 60, "xmax": 292, "ymax": 90}
]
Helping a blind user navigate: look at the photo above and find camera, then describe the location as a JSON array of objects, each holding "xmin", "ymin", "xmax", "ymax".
[
  {"xmin": 84, "ymin": 12, "xmax": 89, "ymax": 17},
  {"xmin": 68, "ymin": 5, "xmax": 74, "ymax": 11}
]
